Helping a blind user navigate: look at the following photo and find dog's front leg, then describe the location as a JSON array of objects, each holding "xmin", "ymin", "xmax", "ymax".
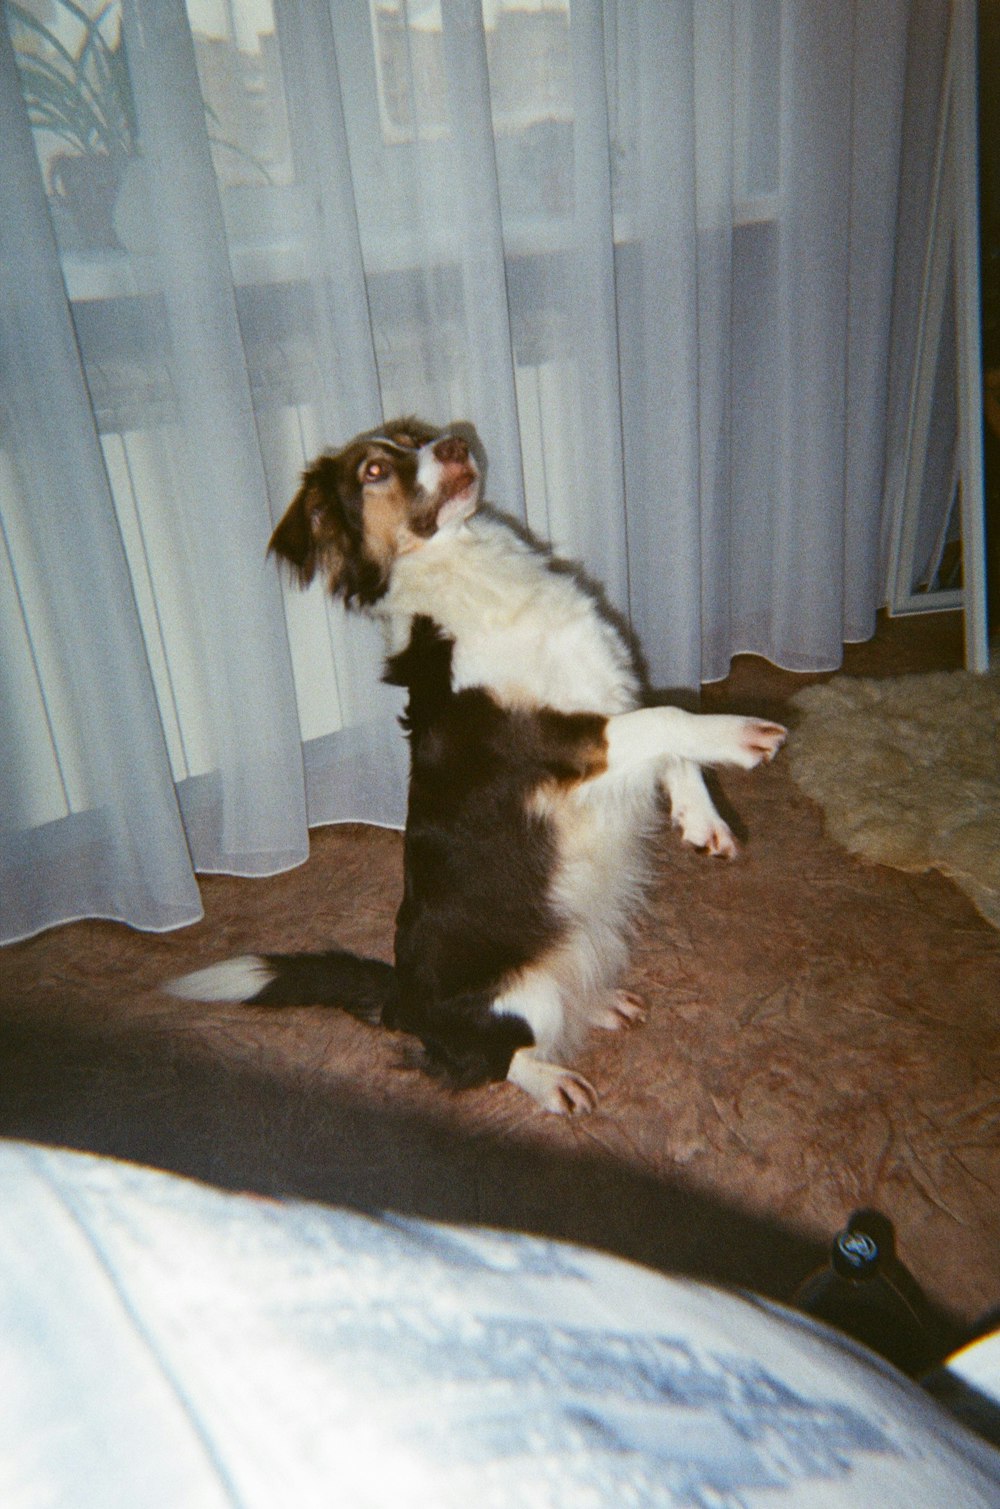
[
  {"xmin": 661, "ymin": 757, "xmax": 738, "ymax": 858},
  {"xmin": 598, "ymin": 709, "xmax": 783, "ymax": 856},
  {"xmin": 602, "ymin": 706, "xmax": 786, "ymax": 776},
  {"xmin": 567, "ymin": 708, "xmax": 783, "ymax": 858}
]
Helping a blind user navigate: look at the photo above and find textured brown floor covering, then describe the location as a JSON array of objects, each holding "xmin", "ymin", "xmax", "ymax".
[{"xmin": 2, "ymin": 610, "xmax": 997, "ymax": 1357}]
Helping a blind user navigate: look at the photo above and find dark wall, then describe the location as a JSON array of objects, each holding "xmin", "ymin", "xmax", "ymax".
[{"xmin": 980, "ymin": 0, "xmax": 1000, "ymax": 633}]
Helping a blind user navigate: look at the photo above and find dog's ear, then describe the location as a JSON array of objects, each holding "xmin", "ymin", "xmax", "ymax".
[{"xmin": 269, "ymin": 457, "xmax": 345, "ymax": 590}]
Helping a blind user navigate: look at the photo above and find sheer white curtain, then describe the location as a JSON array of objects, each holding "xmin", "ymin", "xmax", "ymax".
[{"xmin": 0, "ymin": 0, "xmax": 942, "ymax": 943}]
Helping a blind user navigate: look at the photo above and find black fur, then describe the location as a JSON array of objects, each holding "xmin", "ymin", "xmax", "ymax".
[{"xmin": 249, "ymin": 951, "xmax": 396, "ymax": 1024}]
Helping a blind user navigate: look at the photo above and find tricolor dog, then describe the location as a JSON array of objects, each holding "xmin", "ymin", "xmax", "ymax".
[{"xmin": 169, "ymin": 419, "xmax": 786, "ymax": 1113}]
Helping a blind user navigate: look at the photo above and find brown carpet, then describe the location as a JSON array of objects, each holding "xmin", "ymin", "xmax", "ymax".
[{"xmin": 2, "ymin": 610, "xmax": 997, "ymax": 1358}]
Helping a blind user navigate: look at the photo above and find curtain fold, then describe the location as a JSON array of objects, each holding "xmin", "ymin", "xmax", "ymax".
[
  {"xmin": 0, "ymin": 14, "xmax": 202, "ymax": 940},
  {"xmin": 842, "ymin": 0, "xmax": 911, "ymax": 633},
  {"xmin": 119, "ymin": 0, "xmax": 310, "ymax": 876},
  {"xmin": 0, "ymin": 1, "xmax": 949, "ymax": 943},
  {"xmin": 618, "ymin": 1, "xmax": 709, "ymax": 689},
  {"xmin": 882, "ymin": 0, "xmax": 955, "ymax": 590}
]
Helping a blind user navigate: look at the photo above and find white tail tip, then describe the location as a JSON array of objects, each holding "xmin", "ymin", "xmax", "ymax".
[{"xmin": 164, "ymin": 955, "xmax": 275, "ymax": 1003}]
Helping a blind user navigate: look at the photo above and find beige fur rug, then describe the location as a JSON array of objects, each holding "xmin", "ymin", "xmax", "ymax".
[{"xmin": 789, "ymin": 669, "xmax": 1000, "ymax": 929}]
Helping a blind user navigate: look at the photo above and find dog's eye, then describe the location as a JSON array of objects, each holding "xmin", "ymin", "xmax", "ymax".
[{"xmin": 362, "ymin": 459, "xmax": 390, "ymax": 484}]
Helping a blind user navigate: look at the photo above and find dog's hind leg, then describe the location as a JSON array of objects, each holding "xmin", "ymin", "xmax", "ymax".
[{"xmin": 491, "ymin": 973, "xmax": 597, "ymax": 1114}]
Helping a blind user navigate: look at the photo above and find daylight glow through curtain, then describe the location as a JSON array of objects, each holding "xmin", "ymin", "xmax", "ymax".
[{"xmin": 1, "ymin": 0, "xmax": 942, "ymax": 942}]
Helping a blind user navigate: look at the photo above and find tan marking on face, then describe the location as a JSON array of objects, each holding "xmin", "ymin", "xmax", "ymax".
[{"xmin": 361, "ymin": 475, "xmax": 414, "ymax": 575}]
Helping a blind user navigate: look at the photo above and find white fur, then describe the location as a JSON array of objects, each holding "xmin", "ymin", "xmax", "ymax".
[
  {"xmin": 490, "ymin": 972, "xmax": 565, "ymax": 1054},
  {"xmin": 166, "ymin": 955, "xmax": 275, "ymax": 1003},
  {"xmin": 380, "ymin": 512, "xmax": 641, "ymax": 716},
  {"xmin": 602, "ymin": 706, "xmax": 782, "ymax": 774},
  {"xmin": 527, "ymin": 779, "xmax": 658, "ymax": 1059},
  {"xmin": 415, "ymin": 448, "xmax": 479, "ymax": 530}
]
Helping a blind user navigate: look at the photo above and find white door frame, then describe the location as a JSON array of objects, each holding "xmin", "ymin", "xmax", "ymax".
[{"xmin": 886, "ymin": 0, "xmax": 989, "ymax": 670}]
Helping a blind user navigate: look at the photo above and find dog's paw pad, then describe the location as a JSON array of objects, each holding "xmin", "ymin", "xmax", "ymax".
[{"xmin": 740, "ymin": 720, "xmax": 787, "ymax": 765}]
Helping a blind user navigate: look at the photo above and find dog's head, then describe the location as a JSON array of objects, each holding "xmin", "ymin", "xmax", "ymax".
[{"xmin": 269, "ymin": 417, "xmax": 481, "ymax": 604}]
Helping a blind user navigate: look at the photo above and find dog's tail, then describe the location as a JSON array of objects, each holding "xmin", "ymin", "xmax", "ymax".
[{"xmin": 164, "ymin": 950, "xmax": 396, "ymax": 1025}]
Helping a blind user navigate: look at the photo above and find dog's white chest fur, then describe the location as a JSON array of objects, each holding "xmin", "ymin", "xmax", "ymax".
[{"xmin": 380, "ymin": 513, "xmax": 641, "ymax": 717}]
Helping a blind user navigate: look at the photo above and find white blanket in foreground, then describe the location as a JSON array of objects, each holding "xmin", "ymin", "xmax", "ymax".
[{"xmin": 2, "ymin": 1142, "xmax": 998, "ymax": 1508}]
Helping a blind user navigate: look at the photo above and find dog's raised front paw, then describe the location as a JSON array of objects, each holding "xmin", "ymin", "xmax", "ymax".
[
  {"xmin": 739, "ymin": 718, "xmax": 787, "ymax": 765},
  {"xmin": 674, "ymin": 805, "xmax": 738, "ymax": 857},
  {"xmin": 661, "ymin": 757, "xmax": 739, "ymax": 856},
  {"xmin": 711, "ymin": 716, "xmax": 787, "ymax": 769}
]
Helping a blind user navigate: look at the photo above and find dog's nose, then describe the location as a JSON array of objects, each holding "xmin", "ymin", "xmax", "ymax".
[{"xmin": 433, "ymin": 435, "xmax": 468, "ymax": 465}]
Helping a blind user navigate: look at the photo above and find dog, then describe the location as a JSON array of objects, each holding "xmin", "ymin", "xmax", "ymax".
[{"xmin": 168, "ymin": 418, "xmax": 786, "ymax": 1113}]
